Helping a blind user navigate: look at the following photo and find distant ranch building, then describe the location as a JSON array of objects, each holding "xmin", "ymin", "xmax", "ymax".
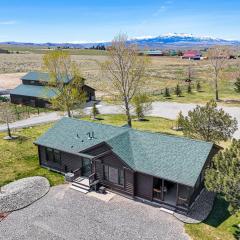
[
  {"xmin": 182, "ymin": 50, "xmax": 202, "ymax": 60},
  {"xmin": 10, "ymin": 71, "xmax": 95, "ymax": 108},
  {"xmin": 139, "ymin": 50, "xmax": 163, "ymax": 56},
  {"xmin": 0, "ymin": 48, "xmax": 9, "ymax": 54}
]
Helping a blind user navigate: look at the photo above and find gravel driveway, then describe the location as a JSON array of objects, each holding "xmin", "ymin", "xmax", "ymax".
[{"xmin": 0, "ymin": 185, "xmax": 189, "ymax": 240}]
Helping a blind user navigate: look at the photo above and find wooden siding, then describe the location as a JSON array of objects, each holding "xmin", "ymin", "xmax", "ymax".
[
  {"xmin": 82, "ymin": 85, "xmax": 95, "ymax": 101},
  {"xmin": 82, "ymin": 143, "xmax": 111, "ymax": 156},
  {"xmin": 95, "ymin": 159, "xmax": 104, "ymax": 180},
  {"xmin": 135, "ymin": 172, "xmax": 153, "ymax": 200},
  {"xmin": 99, "ymin": 152, "xmax": 129, "ymax": 169},
  {"xmin": 39, "ymin": 146, "xmax": 82, "ymax": 173},
  {"xmin": 10, "ymin": 94, "xmax": 48, "ymax": 108},
  {"xmin": 94, "ymin": 151, "xmax": 134, "ymax": 196},
  {"xmin": 124, "ymin": 168, "xmax": 134, "ymax": 196}
]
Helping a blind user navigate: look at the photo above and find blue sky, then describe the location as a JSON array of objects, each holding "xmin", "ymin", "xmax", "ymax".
[{"xmin": 0, "ymin": 0, "xmax": 240, "ymax": 42}]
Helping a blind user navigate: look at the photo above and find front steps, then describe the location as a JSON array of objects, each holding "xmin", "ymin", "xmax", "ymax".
[{"xmin": 70, "ymin": 177, "xmax": 90, "ymax": 194}]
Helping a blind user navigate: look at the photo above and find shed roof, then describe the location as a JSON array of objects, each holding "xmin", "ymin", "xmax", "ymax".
[
  {"xmin": 35, "ymin": 117, "xmax": 214, "ymax": 187},
  {"xmin": 10, "ymin": 84, "xmax": 58, "ymax": 99}
]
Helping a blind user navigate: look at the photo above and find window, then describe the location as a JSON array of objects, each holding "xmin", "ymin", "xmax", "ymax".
[
  {"xmin": 53, "ymin": 150, "xmax": 61, "ymax": 163},
  {"xmin": 46, "ymin": 148, "xmax": 54, "ymax": 162},
  {"xmin": 104, "ymin": 165, "xmax": 109, "ymax": 180},
  {"xmin": 103, "ymin": 165, "xmax": 124, "ymax": 186},
  {"xmin": 109, "ymin": 167, "xmax": 119, "ymax": 184},
  {"xmin": 46, "ymin": 148, "xmax": 61, "ymax": 164},
  {"xmin": 119, "ymin": 170, "xmax": 124, "ymax": 186}
]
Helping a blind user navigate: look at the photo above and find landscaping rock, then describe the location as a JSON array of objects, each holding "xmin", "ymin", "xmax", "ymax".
[
  {"xmin": 174, "ymin": 189, "xmax": 216, "ymax": 224},
  {"xmin": 0, "ymin": 176, "xmax": 50, "ymax": 213}
]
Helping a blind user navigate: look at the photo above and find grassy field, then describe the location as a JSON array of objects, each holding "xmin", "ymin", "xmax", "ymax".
[
  {"xmin": 0, "ymin": 114, "xmax": 239, "ymax": 239},
  {"xmin": 0, "ymin": 123, "xmax": 64, "ymax": 186},
  {"xmin": 0, "ymin": 44, "xmax": 108, "ymax": 55},
  {"xmin": 0, "ymin": 49, "xmax": 239, "ymax": 105}
]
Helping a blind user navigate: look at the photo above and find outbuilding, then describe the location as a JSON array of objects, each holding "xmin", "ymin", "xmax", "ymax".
[{"xmin": 10, "ymin": 71, "xmax": 95, "ymax": 108}]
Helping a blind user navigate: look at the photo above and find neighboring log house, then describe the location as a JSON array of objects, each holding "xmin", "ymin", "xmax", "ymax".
[{"xmin": 10, "ymin": 71, "xmax": 95, "ymax": 108}]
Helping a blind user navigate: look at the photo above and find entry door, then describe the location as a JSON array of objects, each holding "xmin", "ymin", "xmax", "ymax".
[{"xmin": 82, "ymin": 158, "xmax": 92, "ymax": 177}]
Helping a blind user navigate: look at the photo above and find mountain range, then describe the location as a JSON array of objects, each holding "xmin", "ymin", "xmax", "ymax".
[{"xmin": 1, "ymin": 33, "xmax": 240, "ymax": 49}]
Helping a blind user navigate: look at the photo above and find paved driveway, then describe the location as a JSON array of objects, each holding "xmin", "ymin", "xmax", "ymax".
[
  {"xmin": 86, "ymin": 102, "xmax": 240, "ymax": 139},
  {"xmin": 1, "ymin": 101, "xmax": 239, "ymax": 139},
  {"xmin": 0, "ymin": 185, "xmax": 189, "ymax": 240}
]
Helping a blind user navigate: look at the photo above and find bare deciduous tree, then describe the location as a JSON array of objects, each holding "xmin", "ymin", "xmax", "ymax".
[
  {"xmin": 0, "ymin": 102, "xmax": 16, "ymax": 139},
  {"xmin": 101, "ymin": 34, "xmax": 149, "ymax": 127},
  {"xmin": 208, "ymin": 46, "xmax": 230, "ymax": 101}
]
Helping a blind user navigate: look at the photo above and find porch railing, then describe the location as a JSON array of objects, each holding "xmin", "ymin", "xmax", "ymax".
[{"xmin": 72, "ymin": 168, "xmax": 81, "ymax": 179}]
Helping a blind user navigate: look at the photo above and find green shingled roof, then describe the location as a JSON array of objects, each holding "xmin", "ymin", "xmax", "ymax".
[
  {"xmin": 10, "ymin": 84, "xmax": 58, "ymax": 99},
  {"xmin": 35, "ymin": 117, "xmax": 214, "ymax": 187},
  {"xmin": 21, "ymin": 71, "xmax": 71, "ymax": 83}
]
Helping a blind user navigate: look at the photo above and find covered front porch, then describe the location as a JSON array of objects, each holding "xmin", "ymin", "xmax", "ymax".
[{"xmin": 152, "ymin": 177, "xmax": 192, "ymax": 211}]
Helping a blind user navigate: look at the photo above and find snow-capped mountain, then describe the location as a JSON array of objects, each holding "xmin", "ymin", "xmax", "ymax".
[
  {"xmin": 1, "ymin": 33, "xmax": 239, "ymax": 49},
  {"xmin": 127, "ymin": 33, "xmax": 239, "ymax": 49}
]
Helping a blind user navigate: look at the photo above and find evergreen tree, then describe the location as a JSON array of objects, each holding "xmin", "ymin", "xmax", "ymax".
[
  {"xmin": 179, "ymin": 100, "xmax": 238, "ymax": 143},
  {"xmin": 187, "ymin": 83, "xmax": 192, "ymax": 94},
  {"xmin": 205, "ymin": 139, "xmax": 240, "ymax": 213},
  {"xmin": 176, "ymin": 111, "xmax": 185, "ymax": 130},
  {"xmin": 175, "ymin": 84, "xmax": 182, "ymax": 97},
  {"xmin": 132, "ymin": 93, "xmax": 152, "ymax": 121},
  {"xmin": 91, "ymin": 102, "xmax": 99, "ymax": 119},
  {"xmin": 196, "ymin": 81, "xmax": 202, "ymax": 92},
  {"xmin": 234, "ymin": 77, "xmax": 240, "ymax": 93},
  {"xmin": 163, "ymin": 87, "xmax": 170, "ymax": 98}
]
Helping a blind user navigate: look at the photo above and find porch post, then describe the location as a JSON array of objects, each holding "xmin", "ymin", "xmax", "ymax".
[
  {"xmin": 161, "ymin": 180, "xmax": 164, "ymax": 201},
  {"xmin": 176, "ymin": 183, "xmax": 179, "ymax": 205}
]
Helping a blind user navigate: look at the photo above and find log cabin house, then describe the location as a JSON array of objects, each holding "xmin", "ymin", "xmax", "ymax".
[
  {"xmin": 10, "ymin": 71, "xmax": 95, "ymax": 108},
  {"xmin": 34, "ymin": 117, "xmax": 220, "ymax": 214}
]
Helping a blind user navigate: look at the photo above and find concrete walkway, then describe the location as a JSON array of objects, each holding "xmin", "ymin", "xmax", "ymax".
[{"xmin": 1, "ymin": 101, "xmax": 239, "ymax": 139}]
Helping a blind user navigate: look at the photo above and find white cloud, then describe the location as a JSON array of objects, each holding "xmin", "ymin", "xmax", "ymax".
[
  {"xmin": 0, "ymin": 20, "xmax": 17, "ymax": 25},
  {"xmin": 153, "ymin": 1, "xmax": 174, "ymax": 16}
]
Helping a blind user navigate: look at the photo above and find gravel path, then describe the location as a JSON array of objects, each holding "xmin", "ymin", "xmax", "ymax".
[
  {"xmin": 0, "ymin": 177, "xmax": 50, "ymax": 213},
  {"xmin": 174, "ymin": 189, "xmax": 216, "ymax": 224},
  {"xmin": 0, "ymin": 184, "xmax": 189, "ymax": 240}
]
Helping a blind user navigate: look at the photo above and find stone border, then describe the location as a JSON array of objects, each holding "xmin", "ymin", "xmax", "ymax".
[
  {"xmin": 174, "ymin": 189, "xmax": 216, "ymax": 224},
  {"xmin": 0, "ymin": 177, "xmax": 50, "ymax": 213}
]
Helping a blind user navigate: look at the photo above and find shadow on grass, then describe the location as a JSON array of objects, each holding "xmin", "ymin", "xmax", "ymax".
[
  {"xmin": 204, "ymin": 195, "xmax": 231, "ymax": 228},
  {"xmin": 233, "ymin": 224, "xmax": 240, "ymax": 239},
  {"xmin": 94, "ymin": 117, "xmax": 105, "ymax": 121}
]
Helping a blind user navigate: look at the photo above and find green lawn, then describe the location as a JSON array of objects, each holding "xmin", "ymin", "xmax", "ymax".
[
  {"xmin": 185, "ymin": 196, "xmax": 240, "ymax": 240},
  {"xmin": 0, "ymin": 123, "xmax": 64, "ymax": 187},
  {"xmin": 82, "ymin": 114, "xmax": 181, "ymax": 136},
  {"xmin": 0, "ymin": 114, "xmax": 238, "ymax": 239}
]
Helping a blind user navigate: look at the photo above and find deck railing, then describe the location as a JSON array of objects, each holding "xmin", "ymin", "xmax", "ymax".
[{"xmin": 72, "ymin": 168, "xmax": 82, "ymax": 179}]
